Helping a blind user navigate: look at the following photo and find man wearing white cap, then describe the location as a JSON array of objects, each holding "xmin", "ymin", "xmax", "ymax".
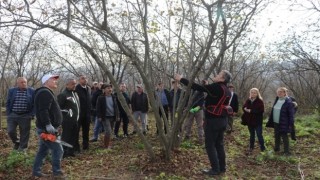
[{"xmin": 32, "ymin": 74, "xmax": 66, "ymax": 179}]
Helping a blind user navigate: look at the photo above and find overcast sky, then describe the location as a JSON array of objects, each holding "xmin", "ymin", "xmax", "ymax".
[{"xmin": 256, "ymin": 0, "xmax": 316, "ymax": 44}]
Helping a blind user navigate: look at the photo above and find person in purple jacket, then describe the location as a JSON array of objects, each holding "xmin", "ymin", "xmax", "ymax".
[{"xmin": 266, "ymin": 87, "xmax": 295, "ymax": 156}]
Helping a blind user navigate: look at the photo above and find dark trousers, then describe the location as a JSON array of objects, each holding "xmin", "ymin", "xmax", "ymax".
[
  {"xmin": 7, "ymin": 113, "xmax": 32, "ymax": 150},
  {"xmin": 274, "ymin": 123, "xmax": 290, "ymax": 153},
  {"xmin": 157, "ymin": 105, "xmax": 169, "ymax": 134},
  {"xmin": 226, "ymin": 115, "xmax": 234, "ymax": 133},
  {"xmin": 248, "ymin": 124, "xmax": 265, "ymax": 151},
  {"xmin": 291, "ymin": 125, "xmax": 296, "ymax": 140},
  {"xmin": 204, "ymin": 117, "xmax": 227, "ymax": 173},
  {"xmin": 114, "ymin": 113, "xmax": 129, "ymax": 136},
  {"xmin": 76, "ymin": 115, "xmax": 90, "ymax": 150},
  {"xmin": 61, "ymin": 118, "xmax": 78, "ymax": 155}
]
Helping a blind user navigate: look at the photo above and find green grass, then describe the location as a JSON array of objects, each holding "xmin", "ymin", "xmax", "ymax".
[
  {"xmin": 135, "ymin": 142, "xmax": 145, "ymax": 149},
  {"xmin": 155, "ymin": 172, "xmax": 185, "ymax": 180},
  {"xmin": 0, "ymin": 112, "xmax": 319, "ymax": 179},
  {"xmin": 0, "ymin": 150, "xmax": 34, "ymax": 171}
]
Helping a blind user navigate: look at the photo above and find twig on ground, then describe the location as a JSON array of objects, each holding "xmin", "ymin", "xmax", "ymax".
[{"xmin": 298, "ymin": 157, "xmax": 305, "ymax": 180}]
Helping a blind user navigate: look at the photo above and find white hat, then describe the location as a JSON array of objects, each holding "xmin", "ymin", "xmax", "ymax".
[{"xmin": 41, "ymin": 74, "xmax": 59, "ymax": 84}]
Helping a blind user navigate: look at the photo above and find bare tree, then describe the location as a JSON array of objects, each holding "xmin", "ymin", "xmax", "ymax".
[{"xmin": 0, "ymin": 0, "xmax": 266, "ymax": 160}]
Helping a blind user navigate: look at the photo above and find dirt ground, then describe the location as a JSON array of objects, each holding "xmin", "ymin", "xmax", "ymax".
[{"xmin": 0, "ymin": 116, "xmax": 319, "ymax": 179}]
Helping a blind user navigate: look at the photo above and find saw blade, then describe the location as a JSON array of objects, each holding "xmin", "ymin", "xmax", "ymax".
[{"xmin": 56, "ymin": 140, "xmax": 73, "ymax": 148}]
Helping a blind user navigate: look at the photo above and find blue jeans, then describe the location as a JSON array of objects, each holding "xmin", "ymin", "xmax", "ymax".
[
  {"xmin": 32, "ymin": 129, "xmax": 63, "ymax": 176},
  {"xmin": 92, "ymin": 117, "xmax": 103, "ymax": 139},
  {"xmin": 133, "ymin": 111, "xmax": 147, "ymax": 132},
  {"xmin": 248, "ymin": 124, "xmax": 265, "ymax": 151}
]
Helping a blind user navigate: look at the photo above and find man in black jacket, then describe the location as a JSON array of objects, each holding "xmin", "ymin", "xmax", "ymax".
[
  {"xmin": 131, "ymin": 85, "xmax": 149, "ymax": 134},
  {"xmin": 75, "ymin": 75, "xmax": 91, "ymax": 151},
  {"xmin": 32, "ymin": 74, "xmax": 65, "ymax": 179},
  {"xmin": 90, "ymin": 82, "xmax": 104, "ymax": 142},
  {"xmin": 226, "ymin": 84, "xmax": 239, "ymax": 134},
  {"xmin": 155, "ymin": 82, "xmax": 171, "ymax": 134},
  {"xmin": 175, "ymin": 70, "xmax": 232, "ymax": 176},
  {"xmin": 114, "ymin": 83, "xmax": 131, "ymax": 138},
  {"xmin": 169, "ymin": 80, "xmax": 182, "ymax": 125},
  {"xmin": 58, "ymin": 78, "xmax": 80, "ymax": 158},
  {"xmin": 96, "ymin": 84, "xmax": 119, "ymax": 148}
]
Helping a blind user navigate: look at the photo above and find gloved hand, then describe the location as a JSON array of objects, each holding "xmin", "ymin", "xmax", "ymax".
[
  {"xmin": 190, "ymin": 106, "xmax": 201, "ymax": 113},
  {"xmin": 45, "ymin": 124, "xmax": 56, "ymax": 134}
]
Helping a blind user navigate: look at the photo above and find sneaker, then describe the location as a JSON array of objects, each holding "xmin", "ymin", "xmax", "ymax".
[
  {"xmin": 202, "ymin": 169, "xmax": 220, "ymax": 176},
  {"xmin": 13, "ymin": 142, "xmax": 20, "ymax": 150},
  {"xmin": 53, "ymin": 173, "xmax": 67, "ymax": 180},
  {"xmin": 32, "ymin": 173, "xmax": 50, "ymax": 178},
  {"xmin": 220, "ymin": 169, "xmax": 226, "ymax": 173},
  {"xmin": 131, "ymin": 131, "xmax": 137, "ymax": 135},
  {"xmin": 17, "ymin": 148, "xmax": 27, "ymax": 153},
  {"xmin": 83, "ymin": 144, "xmax": 89, "ymax": 150},
  {"xmin": 89, "ymin": 138, "xmax": 97, "ymax": 142},
  {"xmin": 284, "ymin": 152, "xmax": 291, "ymax": 156},
  {"xmin": 184, "ymin": 136, "xmax": 190, "ymax": 141},
  {"xmin": 196, "ymin": 139, "xmax": 204, "ymax": 145},
  {"xmin": 143, "ymin": 131, "xmax": 147, "ymax": 135},
  {"xmin": 114, "ymin": 134, "xmax": 120, "ymax": 139},
  {"xmin": 245, "ymin": 148, "xmax": 253, "ymax": 155}
]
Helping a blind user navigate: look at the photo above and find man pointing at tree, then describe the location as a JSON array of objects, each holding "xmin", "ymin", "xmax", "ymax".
[{"xmin": 174, "ymin": 70, "xmax": 232, "ymax": 176}]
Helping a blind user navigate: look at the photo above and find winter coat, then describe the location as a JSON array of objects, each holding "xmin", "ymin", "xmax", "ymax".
[
  {"xmin": 241, "ymin": 98, "xmax": 264, "ymax": 127},
  {"xmin": 131, "ymin": 91, "xmax": 149, "ymax": 113},
  {"xmin": 229, "ymin": 92, "xmax": 239, "ymax": 113},
  {"xmin": 57, "ymin": 89, "xmax": 80, "ymax": 123},
  {"xmin": 34, "ymin": 87, "xmax": 62, "ymax": 129},
  {"xmin": 180, "ymin": 78, "xmax": 231, "ymax": 118},
  {"xmin": 266, "ymin": 97, "xmax": 295, "ymax": 133},
  {"xmin": 96, "ymin": 94, "xmax": 119, "ymax": 121},
  {"xmin": 6, "ymin": 87, "xmax": 35, "ymax": 116},
  {"xmin": 91, "ymin": 89, "xmax": 103, "ymax": 116},
  {"xmin": 75, "ymin": 84, "xmax": 91, "ymax": 119},
  {"xmin": 115, "ymin": 92, "xmax": 131, "ymax": 114},
  {"xmin": 169, "ymin": 88, "xmax": 182, "ymax": 111}
]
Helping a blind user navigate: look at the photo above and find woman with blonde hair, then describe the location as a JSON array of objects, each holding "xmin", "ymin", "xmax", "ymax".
[
  {"xmin": 241, "ymin": 88, "xmax": 266, "ymax": 154},
  {"xmin": 266, "ymin": 87, "xmax": 295, "ymax": 155}
]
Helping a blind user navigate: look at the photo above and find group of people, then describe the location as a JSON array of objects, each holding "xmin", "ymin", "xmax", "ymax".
[
  {"xmin": 5, "ymin": 70, "xmax": 297, "ymax": 178},
  {"xmin": 241, "ymin": 87, "xmax": 297, "ymax": 156},
  {"xmin": 174, "ymin": 70, "xmax": 297, "ymax": 176}
]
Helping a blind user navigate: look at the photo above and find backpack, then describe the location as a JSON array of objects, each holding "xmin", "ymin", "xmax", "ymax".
[{"xmin": 206, "ymin": 84, "xmax": 233, "ymax": 116}]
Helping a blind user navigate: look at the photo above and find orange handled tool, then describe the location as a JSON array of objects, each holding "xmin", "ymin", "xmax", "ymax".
[
  {"xmin": 40, "ymin": 133, "xmax": 57, "ymax": 142},
  {"xmin": 40, "ymin": 132, "xmax": 73, "ymax": 148}
]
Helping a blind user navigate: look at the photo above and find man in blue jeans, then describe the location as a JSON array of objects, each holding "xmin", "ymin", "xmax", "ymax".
[
  {"xmin": 90, "ymin": 83, "xmax": 105, "ymax": 142},
  {"xmin": 6, "ymin": 77, "xmax": 35, "ymax": 151},
  {"xmin": 32, "ymin": 74, "xmax": 65, "ymax": 179}
]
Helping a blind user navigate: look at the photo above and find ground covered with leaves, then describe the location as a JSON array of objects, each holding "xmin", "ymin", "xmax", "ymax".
[{"xmin": 0, "ymin": 114, "xmax": 319, "ymax": 179}]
